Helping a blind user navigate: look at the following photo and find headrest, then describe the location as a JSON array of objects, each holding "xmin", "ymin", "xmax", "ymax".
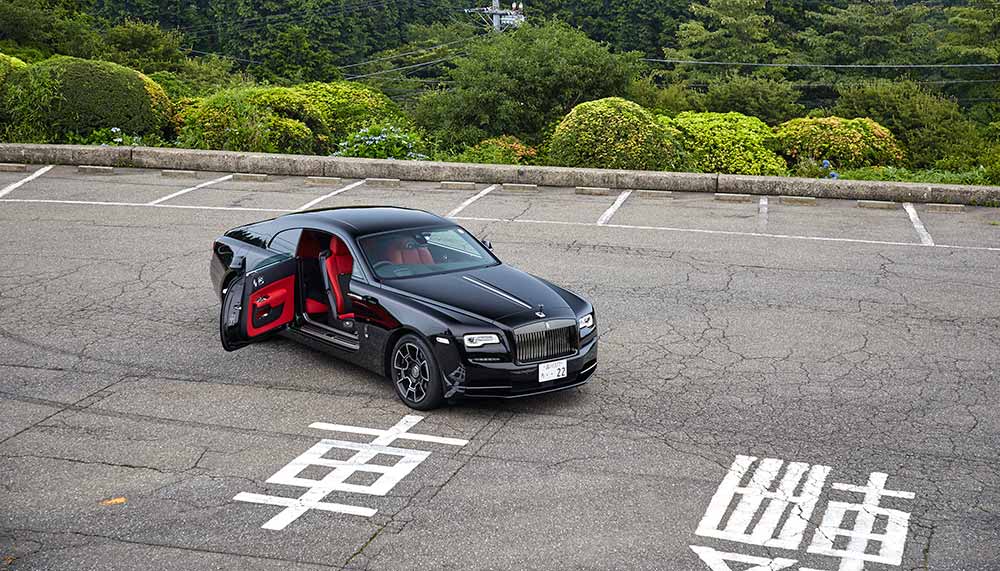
[{"xmin": 330, "ymin": 236, "xmax": 344, "ymax": 254}]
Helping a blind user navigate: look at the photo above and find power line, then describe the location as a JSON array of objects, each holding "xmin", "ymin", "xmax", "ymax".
[
  {"xmin": 642, "ymin": 58, "xmax": 1000, "ymax": 69},
  {"xmin": 184, "ymin": 48, "xmax": 264, "ymax": 65},
  {"xmin": 345, "ymin": 54, "xmax": 466, "ymax": 79},
  {"xmin": 338, "ymin": 35, "xmax": 479, "ymax": 69}
]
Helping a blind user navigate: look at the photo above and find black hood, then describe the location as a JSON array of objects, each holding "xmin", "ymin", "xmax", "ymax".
[{"xmin": 386, "ymin": 264, "xmax": 574, "ymax": 328}]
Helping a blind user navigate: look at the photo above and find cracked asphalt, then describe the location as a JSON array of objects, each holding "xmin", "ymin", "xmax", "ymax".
[{"xmin": 1, "ymin": 166, "xmax": 999, "ymax": 570}]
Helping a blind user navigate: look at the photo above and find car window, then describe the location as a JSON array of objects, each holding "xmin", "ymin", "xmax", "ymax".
[
  {"xmin": 358, "ymin": 226, "xmax": 496, "ymax": 280},
  {"xmin": 269, "ymin": 228, "xmax": 302, "ymax": 256}
]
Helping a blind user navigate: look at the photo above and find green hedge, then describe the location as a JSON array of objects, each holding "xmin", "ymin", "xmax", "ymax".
[
  {"xmin": 667, "ymin": 112, "xmax": 787, "ymax": 176},
  {"xmin": 547, "ymin": 97, "xmax": 680, "ymax": 171},
  {"xmin": 775, "ymin": 117, "xmax": 905, "ymax": 169},
  {"xmin": 177, "ymin": 81, "xmax": 403, "ymax": 155},
  {"xmin": 0, "ymin": 52, "xmax": 26, "ymax": 87},
  {"xmin": 292, "ymin": 81, "xmax": 405, "ymax": 140},
  {"xmin": 455, "ymin": 136, "xmax": 538, "ymax": 165},
  {"xmin": 0, "ymin": 55, "xmax": 171, "ymax": 142}
]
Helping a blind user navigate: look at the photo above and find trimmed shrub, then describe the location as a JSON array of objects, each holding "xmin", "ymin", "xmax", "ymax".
[
  {"xmin": 668, "ymin": 112, "xmax": 787, "ymax": 176},
  {"xmin": 291, "ymin": 81, "xmax": 405, "ymax": 140},
  {"xmin": 547, "ymin": 97, "xmax": 680, "ymax": 171},
  {"xmin": 833, "ymin": 80, "xmax": 981, "ymax": 169},
  {"xmin": 0, "ymin": 52, "xmax": 26, "ymax": 87},
  {"xmin": 333, "ymin": 123, "xmax": 427, "ymax": 160},
  {"xmin": 0, "ymin": 55, "xmax": 171, "ymax": 143},
  {"xmin": 774, "ymin": 117, "xmax": 905, "ymax": 169},
  {"xmin": 455, "ymin": 136, "xmax": 537, "ymax": 165},
  {"xmin": 176, "ymin": 87, "xmax": 321, "ymax": 154}
]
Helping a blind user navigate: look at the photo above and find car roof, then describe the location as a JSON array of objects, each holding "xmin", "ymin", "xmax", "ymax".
[{"xmin": 277, "ymin": 206, "xmax": 452, "ymax": 238}]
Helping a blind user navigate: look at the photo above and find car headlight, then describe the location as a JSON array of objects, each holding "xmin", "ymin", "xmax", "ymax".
[
  {"xmin": 464, "ymin": 333, "xmax": 501, "ymax": 348},
  {"xmin": 578, "ymin": 313, "xmax": 594, "ymax": 330}
]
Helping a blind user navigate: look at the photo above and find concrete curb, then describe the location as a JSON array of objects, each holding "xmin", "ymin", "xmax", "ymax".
[{"xmin": 2, "ymin": 144, "xmax": 998, "ymax": 206}]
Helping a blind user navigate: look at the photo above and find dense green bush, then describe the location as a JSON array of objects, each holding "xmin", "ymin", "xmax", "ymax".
[
  {"xmin": 838, "ymin": 166, "xmax": 995, "ymax": 187},
  {"xmin": 333, "ymin": 123, "xmax": 428, "ymax": 160},
  {"xmin": 668, "ymin": 112, "xmax": 787, "ymax": 175},
  {"xmin": 625, "ymin": 77, "xmax": 702, "ymax": 116},
  {"xmin": 176, "ymin": 86, "xmax": 320, "ymax": 154},
  {"xmin": 703, "ymin": 75, "xmax": 804, "ymax": 126},
  {"xmin": 833, "ymin": 80, "xmax": 981, "ymax": 169},
  {"xmin": 0, "ymin": 53, "xmax": 26, "ymax": 87},
  {"xmin": 0, "ymin": 55, "xmax": 171, "ymax": 143},
  {"xmin": 415, "ymin": 20, "xmax": 641, "ymax": 148},
  {"xmin": 774, "ymin": 117, "xmax": 905, "ymax": 169},
  {"xmin": 177, "ymin": 81, "xmax": 403, "ymax": 154},
  {"xmin": 292, "ymin": 81, "xmax": 405, "ymax": 140},
  {"xmin": 547, "ymin": 98, "xmax": 680, "ymax": 171},
  {"xmin": 455, "ymin": 136, "xmax": 538, "ymax": 165}
]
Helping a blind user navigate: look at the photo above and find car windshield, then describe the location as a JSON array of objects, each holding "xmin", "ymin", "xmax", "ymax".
[{"xmin": 359, "ymin": 226, "xmax": 497, "ymax": 280}]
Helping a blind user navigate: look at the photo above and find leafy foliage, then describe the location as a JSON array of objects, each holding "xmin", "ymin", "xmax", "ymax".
[
  {"xmin": 625, "ymin": 76, "xmax": 702, "ymax": 117},
  {"xmin": 0, "ymin": 53, "xmax": 27, "ymax": 88},
  {"xmin": 838, "ymin": 166, "xmax": 995, "ymax": 187},
  {"xmin": 703, "ymin": 75, "xmax": 804, "ymax": 126},
  {"xmin": 832, "ymin": 80, "xmax": 983, "ymax": 169},
  {"xmin": 415, "ymin": 20, "xmax": 642, "ymax": 148},
  {"xmin": 454, "ymin": 136, "xmax": 538, "ymax": 166},
  {"xmin": 547, "ymin": 97, "xmax": 680, "ymax": 171},
  {"xmin": 333, "ymin": 123, "xmax": 428, "ymax": 160},
  {"xmin": 774, "ymin": 117, "xmax": 905, "ymax": 169},
  {"xmin": 292, "ymin": 81, "xmax": 406, "ymax": 141},
  {"xmin": 177, "ymin": 86, "xmax": 322, "ymax": 154},
  {"xmin": 668, "ymin": 112, "xmax": 787, "ymax": 176},
  {"xmin": 176, "ymin": 81, "xmax": 403, "ymax": 154},
  {"xmin": 0, "ymin": 55, "xmax": 172, "ymax": 143}
]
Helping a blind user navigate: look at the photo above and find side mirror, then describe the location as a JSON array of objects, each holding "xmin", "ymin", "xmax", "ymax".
[{"xmin": 483, "ymin": 240, "xmax": 493, "ymax": 250}]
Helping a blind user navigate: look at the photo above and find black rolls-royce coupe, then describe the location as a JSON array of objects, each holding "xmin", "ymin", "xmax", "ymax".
[{"xmin": 211, "ymin": 206, "xmax": 597, "ymax": 409}]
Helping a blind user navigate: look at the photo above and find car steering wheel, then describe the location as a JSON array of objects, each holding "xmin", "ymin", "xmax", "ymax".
[{"xmin": 373, "ymin": 261, "xmax": 395, "ymax": 271}]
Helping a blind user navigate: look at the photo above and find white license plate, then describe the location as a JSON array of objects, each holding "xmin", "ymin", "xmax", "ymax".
[{"xmin": 538, "ymin": 359, "xmax": 568, "ymax": 383}]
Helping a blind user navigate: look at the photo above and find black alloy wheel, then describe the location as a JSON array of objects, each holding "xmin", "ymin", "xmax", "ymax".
[{"xmin": 390, "ymin": 334, "xmax": 444, "ymax": 410}]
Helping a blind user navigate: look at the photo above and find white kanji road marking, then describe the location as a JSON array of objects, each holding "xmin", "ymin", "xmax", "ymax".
[
  {"xmin": 805, "ymin": 472, "xmax": 915, "ymax": 571},
  {"xmin": 235, "ymin": 414, "xmax": 468, "ymax": 530},
  {"xmin": 696, "ymin": 455, "xmax": 832, "ymax": 550},
  {"xmin": 690, "ymin": 546, "xmax": 797, "ymax": 571}
]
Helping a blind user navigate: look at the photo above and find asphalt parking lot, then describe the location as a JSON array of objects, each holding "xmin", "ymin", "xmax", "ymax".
[{"xmin": 1, "ymin": 165, "xmax": 998, "ymax": 570}]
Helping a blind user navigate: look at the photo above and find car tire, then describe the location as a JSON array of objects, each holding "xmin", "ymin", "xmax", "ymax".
[{"xmin": 389, "ymin": 334, "xmax": 444, "ymax": 410}]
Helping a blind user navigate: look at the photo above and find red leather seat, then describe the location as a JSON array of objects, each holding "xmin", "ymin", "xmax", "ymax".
[
  {"xmin": 385, "ymin": 238, "xmax": 433, "ymax": 265},
  {"xmin": 324, "ymin": 237, "xmax": 354, "ymax": 319}
]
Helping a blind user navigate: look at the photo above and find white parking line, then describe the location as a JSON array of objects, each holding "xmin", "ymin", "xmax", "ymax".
[
  {"xmin": 452, "ymin": 215, "xmax": 1000, "ymax": 253},
  {"xmin": 597, "ymin": 190, "xmax": 632, "ymax": 225},
  {"xmin": 296, "ymin": 179, "xmax": 366, "ymax": 211},
  {"xmin": 446, "ymin": 184, "xmax": 497, "ymax": 218},
  {"xmin": 0, "ymin": 165, "xmax": 53, "ymax": 199},
  {"xmin": 146, "ymin": 174, "xmax": 233, "ymax": 205},
  {"xmin": 0, "ymin": 198, "xmax": 290, "ymax": 213},
  {"xmin": 903, "ymin": 203, "xmax": 935, "ymax": 246},
  {"xmin": 2, "ymin": 197, "xmax": 997, "ymax": 253},
  {"xmin": 757, "ymin": 196, "xmax": 769, "ymax": 231}
]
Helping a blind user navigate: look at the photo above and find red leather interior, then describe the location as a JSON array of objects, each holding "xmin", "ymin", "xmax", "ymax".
[
  {"xmin": 325, "ymin": 236, "xmax": 354, "ymax": 319},
  {"xmin": 385, "ymin": 238, "xmax": 434, "ymax": 265},
  {"xmin": 304, "ymin": 298, "xmax": 328, "ymax": 314}
]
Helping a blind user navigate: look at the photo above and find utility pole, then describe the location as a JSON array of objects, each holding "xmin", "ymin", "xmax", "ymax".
[{"xmin": 464, "ymin": 0, "xmax": 525, "ymax": 32}]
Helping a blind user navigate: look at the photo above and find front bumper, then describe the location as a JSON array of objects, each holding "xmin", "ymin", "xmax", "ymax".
[{"xmin": 440, "ymin": 335, "xmax": 598, "ymax": 399}]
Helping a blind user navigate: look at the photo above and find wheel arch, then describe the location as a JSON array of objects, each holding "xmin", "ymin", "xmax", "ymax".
[{"xmin": 381, "ymin": 326, "xmax": 428, "ymax": 379}]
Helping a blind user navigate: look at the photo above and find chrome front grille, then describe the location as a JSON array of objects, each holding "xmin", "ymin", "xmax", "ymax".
[{"xmin": 515, "ymin": 321, "xmax": 578, "ymax": 363}]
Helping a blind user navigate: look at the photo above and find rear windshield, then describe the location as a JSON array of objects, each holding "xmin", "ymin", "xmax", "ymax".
[{"xmin": 358, "ymin": 226, "xmax": 496, "ymax": 279}]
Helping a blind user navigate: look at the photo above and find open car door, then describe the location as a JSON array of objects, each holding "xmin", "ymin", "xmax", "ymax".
[{"xmin": 220, "ymin": 257, "xmax": 297, "ymax": 352}]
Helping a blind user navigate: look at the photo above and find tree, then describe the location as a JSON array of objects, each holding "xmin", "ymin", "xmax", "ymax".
[
  {"xmin": 832, "ymin": 80, "xmax": 982, "ymax": 169},
  {"xmin": 702, "ymin": 74, "xmax": 804, "ymax": 125},
  {"xmin": 414, "ymin": 20, "xmax": 641, "ymax": 148},
  {"xmin": 664, "ymin": 0, "xmax": 787, "ymax": 82}
]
